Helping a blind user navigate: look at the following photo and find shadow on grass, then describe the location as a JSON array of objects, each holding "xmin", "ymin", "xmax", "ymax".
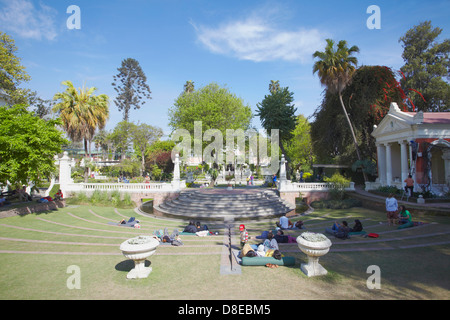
[{"xmin": 115, "ymin": 259, "xmax": 152, "ymax": 273}]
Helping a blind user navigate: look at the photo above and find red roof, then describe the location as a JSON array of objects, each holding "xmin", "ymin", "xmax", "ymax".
[{"xmin": 405, "ymin": 112, "xmax": 450, "ymax": 124}]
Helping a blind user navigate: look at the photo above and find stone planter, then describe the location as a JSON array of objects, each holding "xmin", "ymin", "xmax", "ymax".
[
  {"xmin": 119, "ymin": 236, "xmax": 160, "ymax": 279},
  {"xmin": 296, "ymin": 232, "xmax": 332, "ymax": 277}
]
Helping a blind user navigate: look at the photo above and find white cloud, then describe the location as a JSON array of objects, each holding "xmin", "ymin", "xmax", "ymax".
[
  {"xmin": 192, "ymin": 13, "xmax": 329, "ymax": 63},
  {"xmin": 0, "ymin": 0, "xmax": 58, "ymax": 41}
]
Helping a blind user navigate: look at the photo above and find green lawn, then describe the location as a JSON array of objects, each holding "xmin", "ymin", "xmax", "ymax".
[{"xmin": 0, "ymin": 204, "xmax": 449, "ymax": 300}]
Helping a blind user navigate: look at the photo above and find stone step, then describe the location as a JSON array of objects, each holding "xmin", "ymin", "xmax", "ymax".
[
  {"xmin": 154, "ymin": 188, "xmax": 295, "ymax": 221},
  {"xmin": 158, "ymin": 202, "xmax": 290, "ymax": 214}
]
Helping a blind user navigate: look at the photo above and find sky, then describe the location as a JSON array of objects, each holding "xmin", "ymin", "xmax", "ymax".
[{"xmin": 1, "ymin": 0, "xmax": 449, "ymax": 138}]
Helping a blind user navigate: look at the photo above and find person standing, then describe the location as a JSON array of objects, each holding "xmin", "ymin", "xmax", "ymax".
[
  {"xmin": 239, "ymin": 224, "xmax": 248, "ymax": 248},
  {"xmin": 404, "ymin": 175, "xmax": 414, "ymax": 196},
  {"xmin": 385, "ymin": 193, "xmax": 398, "ymax": 226}
]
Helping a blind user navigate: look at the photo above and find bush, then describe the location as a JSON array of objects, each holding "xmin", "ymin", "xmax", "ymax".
[
  {"xmin": 122, "ymin": 193, "xmax": 133, "ymax": 206},
  {"xmin": 376, "ymin": 185, "xmax": 402, "ymax": 195},
  {"xmin": 311, "ymin": 198, "xmax": 362, "ymax": 209},
  {"xmin": 323, "ymin": 173, "xmax": 352, "ymax": 200},
  {"xmin": 110, "ymin": 190, "xmax": 121, "ymax": 206},
  {"xmin": 90, "ymin": 190, "xmax": 103, "ymax": 204},
  {"xmin": 67, "ymin": 190, "xmax": 135, "ymax": 208}
]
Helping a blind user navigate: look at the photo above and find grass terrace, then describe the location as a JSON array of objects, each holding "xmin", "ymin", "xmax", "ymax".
[{"xmin": 0, "ymin": 203, "xmax": 449, "ymax": 300}]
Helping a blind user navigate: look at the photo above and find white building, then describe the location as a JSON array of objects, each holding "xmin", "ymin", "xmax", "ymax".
[{"xmin": 368, "ymin": 103, "xmax": 450, "ymax": 195}]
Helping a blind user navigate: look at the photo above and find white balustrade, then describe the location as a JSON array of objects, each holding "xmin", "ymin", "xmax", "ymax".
[{"xmin": 279, "ymin": 182, "xmax": 355, "ymax": 192}]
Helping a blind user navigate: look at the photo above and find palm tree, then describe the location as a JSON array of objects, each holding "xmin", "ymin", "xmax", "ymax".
[
  {"xmin": 183, "ymin": 80, "xmax": 195, "ymax": 93},
  {"xmin": 269, "ymin": 80, "xmax": 280, "ymax": 94},
  {"xmin": 53, "ymin": 80, "xmax": 109, "ymax": 180},
  {"xmin": 313, "ymin": 39, "xmax": 367, "ymax": 181}
]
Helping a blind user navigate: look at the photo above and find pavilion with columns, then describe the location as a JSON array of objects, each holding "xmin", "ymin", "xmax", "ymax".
[{"xmin": 367, "ymin": 103, "xmax": 450, "ymax": 196}]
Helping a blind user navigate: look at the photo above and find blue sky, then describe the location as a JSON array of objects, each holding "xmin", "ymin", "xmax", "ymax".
[{"xmin": 1, "ymin": 0, "xmax": 449, "ymax": 137}]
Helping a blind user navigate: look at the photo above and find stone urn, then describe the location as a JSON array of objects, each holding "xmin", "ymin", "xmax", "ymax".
[
  {"xmin": 296, "ymin": 232, "xmax": 332, "ymax": 277},
  {"xmin": 120, "ymin": 235, "xmax": 160, "ymax": 279}
]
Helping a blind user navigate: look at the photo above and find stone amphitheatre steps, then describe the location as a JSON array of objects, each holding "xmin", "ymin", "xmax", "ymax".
[{"xmin": 154, "ymin": 188, "xmax": 296, "ymax": 221}]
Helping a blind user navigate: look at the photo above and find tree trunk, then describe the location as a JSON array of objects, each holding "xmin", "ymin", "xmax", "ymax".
[
  {"xmin": 338, "ymin": 93, "xmax": 368, "ymax": 182},
  {"xmin": 84, "ymin": 138, "xmax": 89, "ymax": 183},
  {"xmin": 141, "ymin": 151, "xmax": 146, "ymax": 176}
]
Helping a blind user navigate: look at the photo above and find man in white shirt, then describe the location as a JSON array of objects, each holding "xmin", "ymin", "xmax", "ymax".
[
  {"xmin": 385, "ymin": 193, "xmax": 398, "ymax": 226},
  {"xmin": 279, "ymin": 213, "xmax": 293, "ymax": 229}
]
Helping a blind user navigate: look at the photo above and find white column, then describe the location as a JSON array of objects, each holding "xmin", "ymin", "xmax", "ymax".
[
  {"xmin": 172, "ymin": 154, "xmax": 181, "ymax": 190},
  {"xmin": 59, "ymin": 152, "xmax": 72, "ymax": 196},
  {"xmin": 385, "ymin": 143, "xmax": 392, "ymax": 186},
  {"xmin": 377, "ymin": 144, "xmax": 387, "ymax": 185},
  {"xmin": 400, "ymin": 140, "xmax": 409, "ymax": 187},
  {"xmin": 280, "ymin": 154, "xmax": 287, "ymax": 181},
  {"xmin": 442, "ymin": 150, "xmax": 450, "ymax": 187}
]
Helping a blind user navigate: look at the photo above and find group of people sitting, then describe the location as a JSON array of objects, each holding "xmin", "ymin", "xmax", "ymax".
[
  {"xmin": 37, "ymin": 190, "xmax": 63, "ymax": 203},
  {"xmin": 1, "ymin": 187, "xmax": 63, "ymax": 205},
  {"xmin": 325, "ymin": 219, "xmax": 363, "ymax": 239},
  {"xmin": 386, "ymin": 193, "xmax": 414, "ymax": 229},
  {"xmin": 239, "ymin": 224, "xmax": 285, "ymax": 261},
  {"xmin": 182, "ymin": 220, "xmax": 218, "ymax": 236}
]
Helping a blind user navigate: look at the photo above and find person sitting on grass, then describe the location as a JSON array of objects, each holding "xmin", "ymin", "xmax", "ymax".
[
  {"xmin": 325, "ymin": 221, "xmax": 350, "ymax": 239},
  {"xmin": 350, "ymin": 219, "xmax": 363, "ymax": 232},
  {"xmin": 54, "ymin": 189, "xmax": 63, "ymax": 200},
  {"xmin": 0, "ymin": 196, "xmax": 9, "ymax": 206},
  {"xmin": 183, "ymin": 221, "xmax": 198, "ymax": 233},
  {"xmin": 274, "ymin": 229, "xmax": 297, "ymax": 243},
  {"xmin": 18, "ymin": 186, "xmax": 32, "ymax": 202},
  {"xmin": 397, "ymin": 205, "xmax": 414, "ymax": 229},
  {"xmin": 263, "ymin": 231, "xmax": 279, "ymax": 251}
]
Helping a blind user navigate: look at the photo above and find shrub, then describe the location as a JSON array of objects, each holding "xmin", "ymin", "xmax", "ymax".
[
  {"xmin": 110, "ymin": 190, "xmax": 121, "ymax": 206},
  {"xmin": 311, "ymin": 198, "xmax": 362, "ymax": 209},
  {"xmin": 122, "ymin": 193, "xmax": 133, "ymax": 206},
  {"xmin": 90, "ymin": 190, "xmax": 103, "ymax": 204},
  {"xmin": 323, "ymin": 173, "xmax": 351, "ymax": 200},
  {"xmin": 76, "ymin": 192, "xmax": 88, "ymax": 203}
]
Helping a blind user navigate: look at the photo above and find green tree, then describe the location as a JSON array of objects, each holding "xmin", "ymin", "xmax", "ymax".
[
  {"xmin": 285, "ymin": 114, "xmax": 314, "ymax": 171},
  {"xmin": 112, "ymin": 58, "xmax": 152, "ymax": 121},
  {"xmin": 169, "ymin": 82, "xmax": 252, "ymax": 151},
  {"xmin": 131, "ymin": 123, "xmax": 164, "ymax": 175},
  {"xmin": 256, "ymin": 85, "xmax": 297, "ymax": 178},
  {"xmin": 0, "ymin": 32, "xmax": 31, "ymax": 104},
  {"xmin": 269, "ymin": 80, "xmax": 280, "ymax": 94},
  {"xmin": 313, "ymin": 39, "xmax": 367, "ymax": 181},
  {"xmin": 0, "ymin": 105, "xmax": 68, "ymax": 186},
  {"xmin": 53, "ymin": 80, "xmax": 109, "ymax": 158},
  {"xmin": 183, "ymin": 80, "xmax": 195, "ymax": 93},
  {"xmin": 312, "ymin": 66, "xmax": 406, "ymax": 165},
  {"xmin": 110, "ymin": 121, "xmax": 134, "ymax": 160},
  {"xmin": 399, "ymin": 21, "xmax": 450, "ymax": 112}
]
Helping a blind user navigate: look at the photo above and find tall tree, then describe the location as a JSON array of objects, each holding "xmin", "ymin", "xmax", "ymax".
[
  {"xmin": 0, "ymin": 31, "xmax": 31, "ymax": 104},
  {"xmin": 312, "ymin": 39, "xmax": 367, "ymax": 181},
  {"xmin": 311, "ymin": 66, "xmax": 405, "ymax": 179},
  {"xmin": 112, "ymin": 58, "xmax": 152, "ymax": 121},
  {"xmin": 131, "ymin": 123, "xmax": 164, "ymax": 175},
  {"xmin": 53, "ymin": 81, "xmax": 109, "ymax": 158},
  {"xmin": 111, "ymin": 121, "xmax": 134, "ymax": 160},
  {"xmin": 399, "ymin": 21, "xmax": 450, "ymax": 112},
  {"xmin": 269, "ymin": 80, "xmax": 280, "ymax": 94},
  {"xmin": 183, "ymin": 80, "xmax": 195, "ymax": 93},
  {"xmin": 286, "ymin": 114, "xmax": 314, "ymax": 171},
  {"xmin": 169, "ymin": 82, "xmax": 252, "ymax": 151},
  {"xmin": 256, "ymin": 85, "xmax": 297, "ymax": 178}
]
